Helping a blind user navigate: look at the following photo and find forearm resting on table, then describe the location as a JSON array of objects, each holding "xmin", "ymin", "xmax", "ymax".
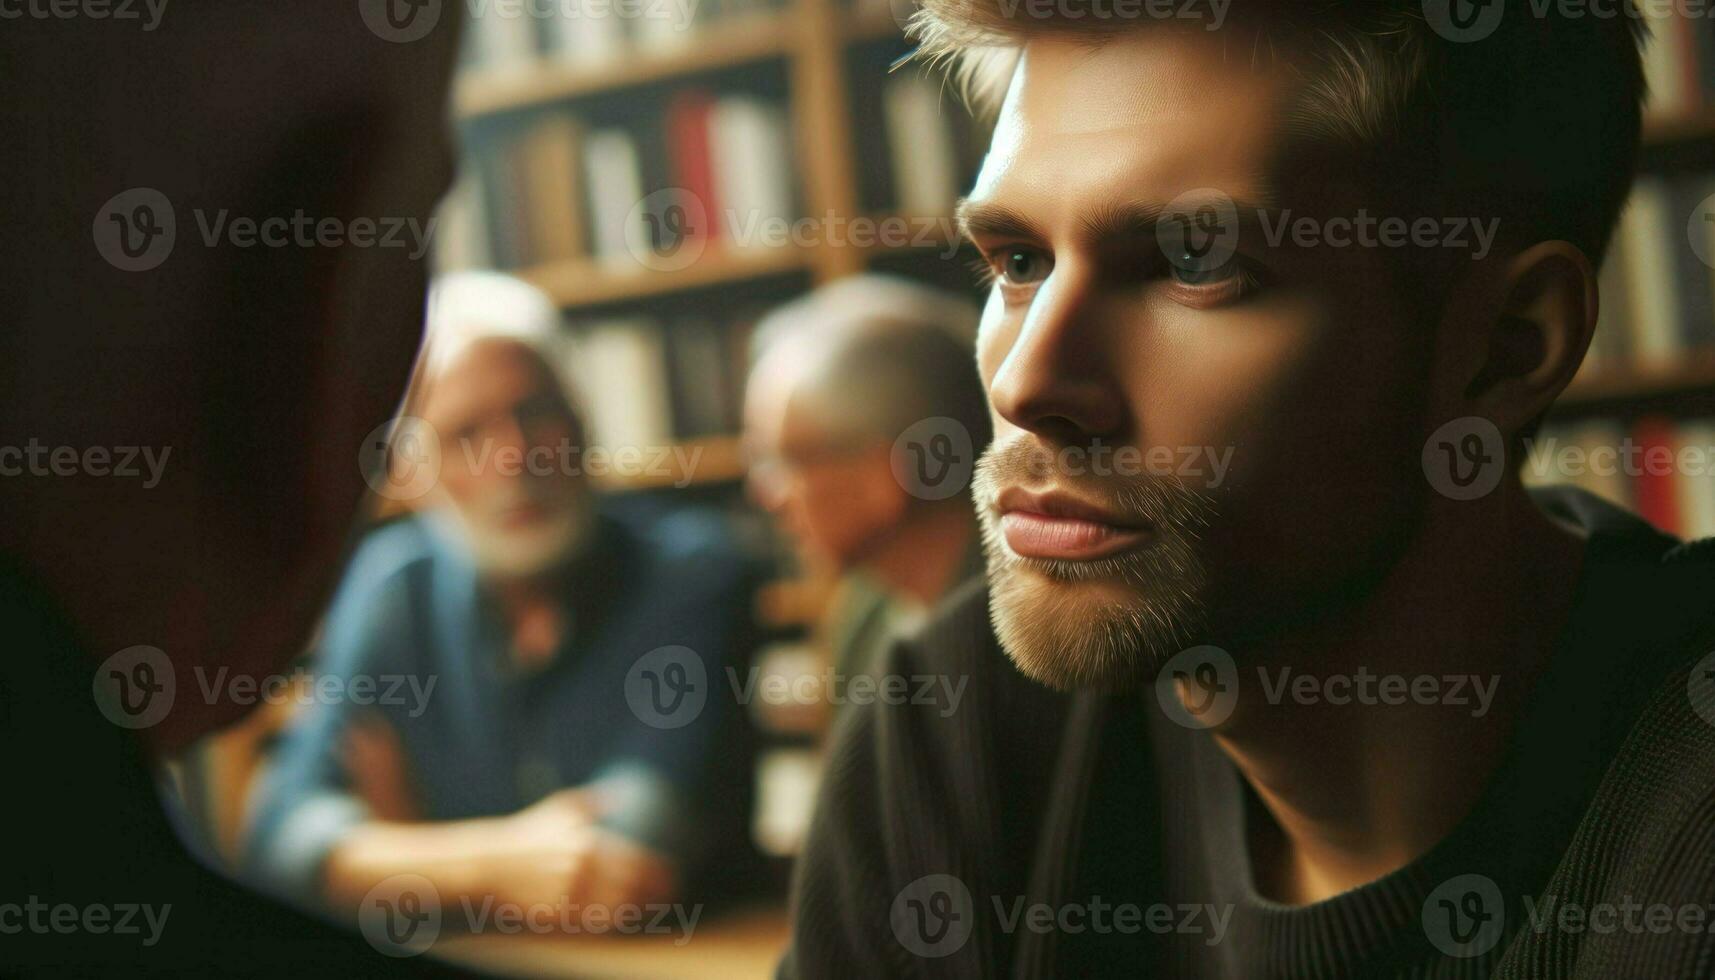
[{"xmin": 321, "ymin": 816, "xmax": 513, "ymax": 913}]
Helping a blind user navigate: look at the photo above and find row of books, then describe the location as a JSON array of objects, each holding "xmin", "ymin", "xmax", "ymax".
[
  {"xmin": 460, "ymin": 0, "xmax": 784, "ymax": 74},
  {"xmin": 856, "ymin": 69, "xmax": 975, "ymax": 221},
  {"xmin": 438, "ymin": 91, "xmax": 795, "ymax": 271},
  {"xmin": 1527, "ymin": 416, "xmax": 1715, "ymax": 540},
  {"xmin": 436, "ymin": 71, "xmax": 969, "ymax": 272},
  {"xmin": 1580, "ymin": 172, "xmax": 1715, "ymax": 378},
  {"xmin": 566, "ymin": 316, "xmax": 757, "ymax": 451},
  {"xmin": 1643, "ymin": 4, "xmax": 1715, "ymax": 118}
]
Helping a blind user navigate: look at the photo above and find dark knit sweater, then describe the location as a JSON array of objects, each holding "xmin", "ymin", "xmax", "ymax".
[{"xmin": 780, "ymin": 487, "xmax": 1715, "ymax": 979}]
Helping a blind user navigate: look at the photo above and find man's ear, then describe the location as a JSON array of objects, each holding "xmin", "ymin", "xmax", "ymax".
[{"xmin": 1463, "ymin": 241, "xmax": 1598, "ymax": 434}]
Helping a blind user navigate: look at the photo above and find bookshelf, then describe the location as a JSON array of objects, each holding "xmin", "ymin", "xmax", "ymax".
[
  {"xmin": 454, "ymin": 12, "xmax": 797, "ymax": 119},
  {"xmin": 523, "ymin": 246, "xmax": 810, "ymax": 307},
  {"xmin": 1560, "ymin": 353, "xmax": 1715, "ymax": 407},
  {"xmin": 439, "ymin": 6, "xmax": 1715, "ymax": 519},
  {"xmin": 451, "ymin": 103, "xmax": 1715, "ymax": 320},
  {"xmin": 439, "ymin": 0, "xmax": 985, "ymax": 493}
]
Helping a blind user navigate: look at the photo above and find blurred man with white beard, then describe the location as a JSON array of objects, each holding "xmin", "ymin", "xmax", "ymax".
[{"xmin": 246, "ymin": 273, "xmax": 759, "ymax": 922}]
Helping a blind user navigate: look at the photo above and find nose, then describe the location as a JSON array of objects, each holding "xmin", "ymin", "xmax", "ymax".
[
  {"xmin": 746, "ymin": 457, "xmax": 792, "ymax": 515},
  {"xmin": 480, "ymin": 414, "xmax": 531, "ymax": 479},
  {"xmin": 986, "ymin": 271, "xmax": 1127, "ymax": 444}
]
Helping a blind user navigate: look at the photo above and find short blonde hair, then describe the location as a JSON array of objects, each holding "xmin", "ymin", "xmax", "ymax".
[{"xmin": 910, "ymin": 0, "xmax": 1649, "ymax": 265}]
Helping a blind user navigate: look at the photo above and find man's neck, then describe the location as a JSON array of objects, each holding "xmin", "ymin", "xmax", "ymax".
[{"xmin": 1207, "ymin": 485, "xmax": 1588, "ymax": 905}]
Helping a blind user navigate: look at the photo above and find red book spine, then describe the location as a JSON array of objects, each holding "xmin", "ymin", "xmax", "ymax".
[
  {"xmin": 1632, "ymin": 416, "xmax": 1683, "ymax": 536},
  {"xmin": 667, "ymin": 91, "xmax": 720, "ymax": 248}
]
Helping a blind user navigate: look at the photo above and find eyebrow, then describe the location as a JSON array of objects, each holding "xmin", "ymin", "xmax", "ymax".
[
  {"xmin": 954, "ymin": 199, "xmax": 1041, "ymax": 244},
  {"xmin": 956, "ymin": 194, "xmax": 1281, "ymax": 247}
]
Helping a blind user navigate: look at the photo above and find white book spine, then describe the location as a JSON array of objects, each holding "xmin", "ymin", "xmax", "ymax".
[
  {"xmin": 583, "ymin": 129, "xmax": 646, "ymax": 264},
  {"xmin": 883, "ymin": 74, "xmax": 960, "ymax": 217},
  {"xmin": 468, "ymin": 2, "xmax": 541, "ymax": 70},
  {"xmin": 570, "ymin": 321, "xmax": 674, "ymax": 452},
  {"xmin": 1640, "ymin": 9, "xmax": 1691, "ymax": 118},
  {"xmin": 543, "ymin": 9, "xmax": 625, "ymax": 68},
  {"xmin": 632, "ymin": 0, "xmax": 696, "ymax": 52},
  {"xmin": 431, "ymin": 170, "xmax": 492, "ymax": 273},
  {"xmin": 1620, "ymin": 178, "xmax": 1683, "ymax": 366},
  {"xmin": 712, "ymin": 97, "xmax": 793, "ymax": 249}
]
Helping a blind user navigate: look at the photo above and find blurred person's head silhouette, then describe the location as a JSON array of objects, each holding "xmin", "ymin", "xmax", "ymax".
[
  {"xmin": 744, "ymin": 274, "xmax": 990, "ymax": 607},
  {"xmin": 0, "ymin": 6, "xmax": 502, "ymax": 974},
  {"xmin": 0, "ymin": 4, "xmax": 461, "ymax": 755}
]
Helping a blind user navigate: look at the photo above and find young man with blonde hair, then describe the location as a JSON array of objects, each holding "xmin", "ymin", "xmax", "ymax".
[{"xmin": 784, "ymin": 3, "xmax": 1715, "ymax": 977}]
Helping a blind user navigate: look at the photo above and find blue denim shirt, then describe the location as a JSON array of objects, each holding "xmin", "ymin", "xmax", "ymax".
[{"xmin": 243, "ymin": 502, "xmax": 755, "ymax": 902}]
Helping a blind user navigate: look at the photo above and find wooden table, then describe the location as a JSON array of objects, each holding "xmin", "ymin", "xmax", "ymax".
[{"xmin": 436, "ymin": 904, "xmax": 789, "ymax": 980}]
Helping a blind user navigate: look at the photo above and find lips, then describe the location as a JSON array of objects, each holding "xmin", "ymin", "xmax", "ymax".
[{"xmin": 994, "ymin": 488, "xmax": 1152, "ymax": 561}]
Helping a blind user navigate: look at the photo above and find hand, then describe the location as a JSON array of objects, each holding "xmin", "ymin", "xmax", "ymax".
[
  {"xmin": 323, "ymin": 786, "xmax": 677, "ymax": 919},
  {"xmin": 476, "ymin": 793, "xmax": 679, "ymax": 913}
]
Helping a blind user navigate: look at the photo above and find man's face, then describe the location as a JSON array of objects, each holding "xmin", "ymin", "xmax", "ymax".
[
  {"xmin": 744, "ymin": 347, "xmax": 904, "ymax": 571},
  {"xmin": 966, "ymin": 33, "xmax": 1437, "ymax": 690},
  {"xmin": 422, "ymin": 339, "xmax": 592, "ymax": 577}
]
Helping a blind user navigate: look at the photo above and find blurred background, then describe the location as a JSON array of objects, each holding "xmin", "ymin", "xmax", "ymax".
[{"xmin": 153, "ymin": 1, "xmax": 1715, "ymax": 975}]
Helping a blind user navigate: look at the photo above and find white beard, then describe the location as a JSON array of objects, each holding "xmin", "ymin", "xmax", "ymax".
[{"xmin": 434, "ymin": 491, "xmax": 595, "ymax": 578}]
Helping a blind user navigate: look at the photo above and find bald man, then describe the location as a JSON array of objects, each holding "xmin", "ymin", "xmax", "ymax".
[
  {"xmin": 245, "ymin": 274, "xmax": 759, "ymax": 927},
  {"xmin": 744, "ymin": 275, "xmax": 992, "ymax": 679}
]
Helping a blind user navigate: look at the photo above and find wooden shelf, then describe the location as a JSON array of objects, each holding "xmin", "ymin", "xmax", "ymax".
[
  {"xmin": 596, "ymin": 433, "xmax": 747, "ymax": 490},
  {"xmin": 1643, "ymin": 109, "xmax": 1715, "ymax": 147},
  {"xmin": 1560, "ymin": 353, "xmax": 1715, "ymax": 405},
  {"xmin": 453, "ymin": 2, "xmax": 920, "ymax": 122},
  {"xmin": 454, "ymin": 12, "xmax": 796, "ymax": 120},
  {"xmin": 521, "ymin": 247, "xmax": 809, "ymax": 307}
]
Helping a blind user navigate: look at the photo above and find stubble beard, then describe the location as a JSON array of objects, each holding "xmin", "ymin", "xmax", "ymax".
[{"xmin": 973, "ymin": 440, "xmax": 1220, "ymax": 692}]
